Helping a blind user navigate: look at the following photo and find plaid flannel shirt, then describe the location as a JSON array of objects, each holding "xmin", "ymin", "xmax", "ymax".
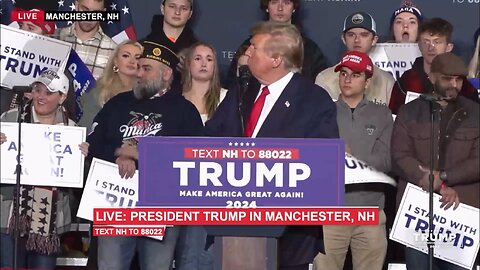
[{"xmin": 53, "ymin": 25, "xmax": 117, "ymax": 80}]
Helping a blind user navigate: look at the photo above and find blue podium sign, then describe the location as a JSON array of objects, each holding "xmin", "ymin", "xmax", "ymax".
[{"xmin": 137, "ymin": 137, "xmax": 344, "ymax": 207}]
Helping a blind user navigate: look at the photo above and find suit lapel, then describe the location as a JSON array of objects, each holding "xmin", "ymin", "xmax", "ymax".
[{"xmin": 257, "ymin": 74, "xmax": 300, "ymax": 137}]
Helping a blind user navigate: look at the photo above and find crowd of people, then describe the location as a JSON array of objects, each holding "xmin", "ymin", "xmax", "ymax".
[{"xmin": 0, "ymin": 0, "xmax": 479, "ymax": 269}]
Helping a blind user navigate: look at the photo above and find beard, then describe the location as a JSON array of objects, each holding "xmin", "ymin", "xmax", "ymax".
[
  {"xmin": 77, "ymin": 21, "xmax": 99, "ymax": 33},
  {"xmin": 433, "ymin": 81, "xmax": 460, "ymax": 101},
  {"xmin": 133, "ymin": 76, "xmax": 169, "ymax": 100}
]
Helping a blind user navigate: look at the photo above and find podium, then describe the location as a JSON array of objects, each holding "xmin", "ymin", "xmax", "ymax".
[
  {"xmin": 206, "ymin": 226, "xmax": 286, "ymax": 270},
  {"xmin": 137, "ymin": 137, "xmax": 345, "ymax": 270}
]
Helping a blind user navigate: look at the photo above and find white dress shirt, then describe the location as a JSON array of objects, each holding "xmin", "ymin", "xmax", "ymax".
[{"xmin": 251, "ymin": 72, "xmax": 294, "ymax": 138}]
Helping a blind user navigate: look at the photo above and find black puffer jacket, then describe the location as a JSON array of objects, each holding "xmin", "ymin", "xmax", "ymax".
[
  {"xmin": 142, "ymin": 15, "xmax": 198, "ymax": 54},
  {"xmin": 224, "ymin": 34, "xmax": 329, "ymax": 89}
]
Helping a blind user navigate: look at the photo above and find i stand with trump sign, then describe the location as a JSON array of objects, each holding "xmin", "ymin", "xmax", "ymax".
[
  {"xmin": 390, "ymin": 183, "xmax": 480, "ymax": 270},
  {"xmin": 0, "ymin": 123, "xmax": 86, "ymax": 188},
  {"xmin": 0, "ymin": 24, "xmax": 71, "ymax": 89}
]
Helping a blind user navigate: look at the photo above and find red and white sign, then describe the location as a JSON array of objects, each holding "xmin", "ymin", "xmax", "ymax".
[
  {"xmin": 11, "ymin": 9, "xmax": 45, "ymax": 22},
  {"xmin": 93, "ymin": 207, "xmax": 379, "ymax": 226},
  {"xmin": 92, "ymin": 226, "xmax": 166, "ymax": 237}
]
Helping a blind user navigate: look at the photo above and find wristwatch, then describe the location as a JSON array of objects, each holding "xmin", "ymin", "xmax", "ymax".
[{"xmin": 439, "ymin": 171, "xmax": 448, "ymax": 182}]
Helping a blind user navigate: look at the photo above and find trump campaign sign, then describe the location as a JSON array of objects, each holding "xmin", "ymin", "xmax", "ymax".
[
  {"xmin": 369, "ymin": 43, "xmax": 421, "ymax": 81},
  {"xmin": 390, "ymin": 183, "xmax": 480, "ymax": 269},
  {"xmin": 90, "ymin": 138, "xmax": 383, "ymax": 235},
  {"xmin": 0, "ymin": 123, "xmax": 86, "ymax": 188},
  {"xmin": 136, "ymin": 137, "xmax": 345, "ymax": 207},
  {"xmin": 0, "ymin": 24, "xmax": 71, "ymax": 88}
]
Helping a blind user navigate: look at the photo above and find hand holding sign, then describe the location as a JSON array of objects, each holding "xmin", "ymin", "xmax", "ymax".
[
  {"xmin": 116, "ymin": 156, "xmax": 136, "ymax": 179},
  {"xmin": 115, "ymin": 143, "xmax": 139, "ymax": 160},
  {"xmin": 0, "ymin": 132, "xmax": 6, "ymax": 144},
  {"xmin": 418, "ymin": 165, "xmax": 442, "ymax": 192},
  {"xmin": 79, "ymin": 142, "xmax": 89, "ymax": 156},
  {"xmin": 439, "ymin": 186, "xmax": 460, "ymax": 211}
]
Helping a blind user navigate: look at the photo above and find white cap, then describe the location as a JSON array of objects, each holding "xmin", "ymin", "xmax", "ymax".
[{"xmin": 32, "ymin": 69, "xmax": 69, "ymax": 94}]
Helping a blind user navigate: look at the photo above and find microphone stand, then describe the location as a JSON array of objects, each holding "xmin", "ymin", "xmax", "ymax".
[
  {"xmin": 238, "ymin": 66, "xmax": 251, "ymax": 135},
  {"xmin": 238, "ymin": 84, "xmax": 245, "ymax": 135},
  {"xmin": 427, "ymin": 99, "xmax": 435, "ymax": 270},
  {"xmin": 13, "ymin": 91, "xmax": 25, "ymax": 270}
]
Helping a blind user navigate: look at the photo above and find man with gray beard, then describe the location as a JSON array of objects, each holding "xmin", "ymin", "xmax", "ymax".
[{"xmin": 87, "ymin": 40, "xmax": 204, "ymax": 270}]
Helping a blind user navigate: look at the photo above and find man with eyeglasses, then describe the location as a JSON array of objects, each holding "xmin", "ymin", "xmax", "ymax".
[
  {"xmin": 315, "ymin": 11, "xmax": 395, "ymax": 106},
  {"xmin": 389, "ymin": 18, "xmax": 479, "ymax": 114}
]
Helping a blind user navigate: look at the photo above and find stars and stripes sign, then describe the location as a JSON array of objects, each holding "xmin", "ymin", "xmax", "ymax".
[{"xmin": 56, "ymin": 0, "xmax": 136, "ymax": 43}]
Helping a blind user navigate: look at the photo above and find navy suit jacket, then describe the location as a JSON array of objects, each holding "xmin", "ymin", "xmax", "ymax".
[
  {"xmin": 205, "ymin": 73, "xmax": 339, "ymax": 267},
  {"xmin": 207, "ymin": 72, "xmax": 338, "ymax": 139}
]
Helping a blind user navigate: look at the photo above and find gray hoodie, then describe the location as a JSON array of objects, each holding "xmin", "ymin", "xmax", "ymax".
[{"xmin": 336, "ymin": 96, "xmax": 394, "ymax": 209}]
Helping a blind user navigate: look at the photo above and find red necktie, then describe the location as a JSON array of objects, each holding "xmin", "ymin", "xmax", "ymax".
[{"xmin": 244, "ymin": 86, "xmax": 270, "ymax": 137}]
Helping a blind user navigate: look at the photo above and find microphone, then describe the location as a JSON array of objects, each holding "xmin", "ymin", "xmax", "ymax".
[
  {"xmin": 420, "ymin": 93, "xmax": 445, "ymax": 102},
  {"xmin": 238, "ymin": 65, "xmax": 251, "ymax": 99}
]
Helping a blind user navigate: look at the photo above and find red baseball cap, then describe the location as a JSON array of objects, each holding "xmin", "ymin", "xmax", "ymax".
[
  {"xmin": 13, "ymin": 8, "xmax": 55, "ymax": 35},
  {"xmin": 334, "ymin": 51, "xmax": 374, "ymax": 77}
]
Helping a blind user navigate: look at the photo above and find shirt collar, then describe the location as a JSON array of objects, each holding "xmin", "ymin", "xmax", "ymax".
[
  {"xmin": 261, "ymin": 72, "xmax": 294, "ymax": 99},
  {"xmin": 150, "ymin": 88, "xmax": 169, "ymax": 99},
  {"xmin": 70, "ymin": 24, "xmax": 105, "ymax": 41},
  {"xmin": 31, "ymin": 106, "xmax": 65, "ymax": 124},
  {"xmin": 337, "ymin": 94, "xmax": 369, "ymax": 108}
]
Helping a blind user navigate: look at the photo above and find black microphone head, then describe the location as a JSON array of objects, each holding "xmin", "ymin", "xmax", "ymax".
[
  {"xmin": 420, "ymin": 93, "xmax": 444, "ymax": 102},
  {"xmin": 11, "ymin": 86, "xmax": 32, "ymax": 93},
  {"xmin": 238, "ymin": 65, "xmax": 251, "ymax": 80}
]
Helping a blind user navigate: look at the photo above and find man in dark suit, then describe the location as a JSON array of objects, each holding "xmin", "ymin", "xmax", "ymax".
[{"xmin": 206, "ymin": 21, "xmax": 339, "ymax": 270}]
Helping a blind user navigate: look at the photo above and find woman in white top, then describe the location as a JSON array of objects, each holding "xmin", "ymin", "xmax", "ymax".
[
  {"xmin": 176, "ymin": 42, "xmax": 227, "ymax": 270},
  {"xmin": 181, "ymin": 42, "xmax": 227, "ymax": 125}
]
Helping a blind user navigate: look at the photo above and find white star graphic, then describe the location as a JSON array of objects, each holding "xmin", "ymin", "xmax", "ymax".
[
  {"xmin": 110, "ymin": 3, "xmax": 117, "ymax": 10},
  {"xmin": 240, "ymin": 142, "xmax": 244, "ymax": 146},
  {"xmin": 67, "ymin": 21, "xmax": 73, "ymax": 25},
  {"xmin": 251, "ymin": 142, "xmax": 256, "ymax": 147},
  {"xmin": 69, "ymin": 3, "xmax": 75, "ymax": 10},
  {"xmin": 122, "ymin": 6, "xmax": 129, "ymax": 14},
  {"xmin": 228, "ymin": 142, "xmax": 233, "ymax": 146},
  {"xmin": 58, "ymin": 0, "xmax": 64, "ymax": 7},
  {"xmin": 234, "ymin": 142, "xmax": 238, "ymax": 146},
  {"xmin": 246, "ymin": 143, "xmax": 250, "ymax": 146},
  {"xmin": 108, "ymin": 21, "xmax": 113, "ymax": 24}
]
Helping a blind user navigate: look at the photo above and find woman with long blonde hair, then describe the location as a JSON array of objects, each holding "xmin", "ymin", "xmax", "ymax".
[
  {"xmin": 468, "ymin": 34, "xmax": 479, "ymax": 79},
  {"xmin": 78, "ymin": 39, "xmax": 143, "ymax": 131}
]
